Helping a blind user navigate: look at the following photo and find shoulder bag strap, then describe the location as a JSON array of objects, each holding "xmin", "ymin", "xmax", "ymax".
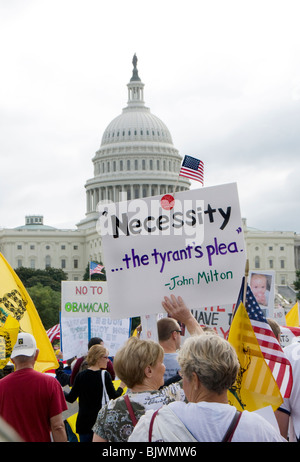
[
  {"xmin": 124, "ymin": 395, "xmax": 138, "ymax": 427},
  {"xmin": 148, "ymin": 409, "xmax": 160, "ymax": 442},
  {"xmin": 222, "ymin": 410, "xmax": 242, "ymax": 442},
  {"xmin": 101, "ymin": 370, "xmax": 109, "ymax": 406}
]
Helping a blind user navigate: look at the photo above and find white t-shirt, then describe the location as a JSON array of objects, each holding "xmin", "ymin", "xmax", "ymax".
[
  {"xmin": 129, "ymin": 401, "xmax": 286, "ymax": 442},
  {"xmin": 279, "ymin": 340, "xmax": 300, "ymax": 441}
]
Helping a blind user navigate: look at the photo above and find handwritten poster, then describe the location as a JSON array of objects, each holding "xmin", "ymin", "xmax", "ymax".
[
  {"xmin": 60, "ymin": 316, "xmax": 130, "ymax": 359},
  {"xmin": 60, "ymin": 281, "xmax": 130, "ymax": 358},
  {"xmin": 60, "ymin": 316, "xmax": 90, "ymax": 359},
  {"xmin": 98, "ymin": 183, "xmax": 247, "ymax": 319},
  {"xmin": 61, "ymin": 281, "xmax": 110, "ymax": 318},
  {"xmin": 190, "ymin": 304, "xmax": 235, "ymax": 339}
]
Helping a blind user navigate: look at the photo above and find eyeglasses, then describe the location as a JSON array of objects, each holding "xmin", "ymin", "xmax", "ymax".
[{"xmin": 170, "ymin": 330, "xmax": 181, "ymax": 334}]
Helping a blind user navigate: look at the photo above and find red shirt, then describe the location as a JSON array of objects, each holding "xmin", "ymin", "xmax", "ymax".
[{"xmin": 0, "ymin": 368, "xmax": 67, "ymax": 442}]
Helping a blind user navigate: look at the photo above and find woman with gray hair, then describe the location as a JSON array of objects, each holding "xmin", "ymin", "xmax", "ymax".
[
  {"xmin": 92, "ymin": 337, "xmax": 185, "ymax": 442},
  {"xmin": 92, "ymin": 294, "xmax": 202, "ymax": 443},
  {"xmin": 129, "ymin": 334, "xmax": 286, "ymax": 442}
]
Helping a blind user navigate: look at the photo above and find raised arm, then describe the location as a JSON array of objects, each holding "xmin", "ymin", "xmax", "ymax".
[{"xmin": 161, "ymin": 295, "xmax": 203, "ymax": 336}]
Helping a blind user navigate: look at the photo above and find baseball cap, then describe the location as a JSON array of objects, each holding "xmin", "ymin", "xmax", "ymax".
[{"xmin": 11, "ymin": 333, "xmax": 37, "ymax": 359}]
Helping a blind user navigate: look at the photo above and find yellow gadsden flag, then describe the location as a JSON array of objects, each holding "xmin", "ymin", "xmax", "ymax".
[
  {"xmin": 285, "ymin": 302, "xmax": 299, "ymax": 327},
  {"xmin": 0, "ymin": 316, "xmax": 19, "ymax": 369},
  {"xmin": 228, "ymin": 302, "xmax": 283, "ymax": 412},
  {"xmin": 0, "ymin": 253, "xmax": 58, "ymax": 372}
]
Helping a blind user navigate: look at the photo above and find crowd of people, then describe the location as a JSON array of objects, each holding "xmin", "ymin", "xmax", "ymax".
[{"xmin": 0, "ymin": 294, "xmax": 296, "ymax": 443}]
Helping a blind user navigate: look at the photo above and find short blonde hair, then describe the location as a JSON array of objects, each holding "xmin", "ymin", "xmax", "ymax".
[
  {"xmin": 113, "ymin": 337, "xmax": 164, "ymax": 389},
  {"xmin": 86, "ymin": 344, "xmax": 107, "ymax": 367},
  {"xmin": 178, "ymin": 334, "xmax": 239, "ymax": 394}
]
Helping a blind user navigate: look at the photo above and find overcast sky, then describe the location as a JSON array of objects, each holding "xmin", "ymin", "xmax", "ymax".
[{"xmin": 1, "ymin": 0, "xmax": 300, "ymax": 233}]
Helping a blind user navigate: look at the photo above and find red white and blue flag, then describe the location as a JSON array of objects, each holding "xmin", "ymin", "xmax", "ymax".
[
  {"xmin": 90, "ymin": 262, "xmax": 105, "ymax": 275},
  {"xmin": 46, "ymin": 324, "xmax": 60, "ymax": 343},
  {"xmin": 179, "ymin": 155, "xmax": 204, "ymax": 185},
  {"xmin": 235, "ymin": 281, "xmax": 293, "ymax": 398}
]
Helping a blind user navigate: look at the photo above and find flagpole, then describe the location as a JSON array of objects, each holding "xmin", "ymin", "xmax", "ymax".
[
  {"xmin": 173, "ymin": 174, "xmax": 180, "ymax": 196},
  {"xmin": 243, "ymin": 259, "xmax": 249, "ymax": 306},
  {"xmin": 176, "ymin": 155, "xmax": 204, "ymax": 194}
]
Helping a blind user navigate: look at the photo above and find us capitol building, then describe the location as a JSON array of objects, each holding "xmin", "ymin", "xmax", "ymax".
[{"xmin": 0, "ymin": 56, "xmax": 299, "ymax": 306}]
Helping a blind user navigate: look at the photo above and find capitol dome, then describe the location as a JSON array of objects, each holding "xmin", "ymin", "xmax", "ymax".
[
  {"xmin": 83, "ymin": 55, "xmax": 190, "ymax": 223},
  {"xmin": 101, "ymin": 108, "xmax": 174, "ymax": 146}
]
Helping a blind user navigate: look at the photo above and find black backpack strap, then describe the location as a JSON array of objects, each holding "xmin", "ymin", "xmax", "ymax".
[{"xmin": 222, "ymin": 410, "xmax": 242, "ymax": 442}]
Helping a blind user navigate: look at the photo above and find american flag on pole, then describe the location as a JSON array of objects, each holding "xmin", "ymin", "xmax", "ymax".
[
  {"xmin": 179, "ymin": 155, "xmax": 204, "ymax": 184},
  {"xmin": 236, "ymin": 282, "xmax": 293, "ymax": 398},
  {"xmin": 90, "ymin": 262, "xmax": 105, "ymax": 276}
]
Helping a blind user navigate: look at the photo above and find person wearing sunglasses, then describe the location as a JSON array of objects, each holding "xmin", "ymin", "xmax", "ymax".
[{"xmin": 157, "ymin": 317, "xmax": 182, "ymax": 382}]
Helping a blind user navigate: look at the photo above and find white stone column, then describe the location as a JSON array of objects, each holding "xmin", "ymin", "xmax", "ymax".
[{"xmin": 86, "ymin": 190, "xmax": 90, "ymax": 213}]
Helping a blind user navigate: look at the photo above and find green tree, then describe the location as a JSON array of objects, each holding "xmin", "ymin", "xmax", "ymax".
[
  {"xmin": 15, "ymin": 267, "xmax": 68, "ymax": 291},
  {"xmin": 293, "ymin": 269, "xmax": 300, "ymax": 300},
  {"xmin": 27, "ymin": 283, "xmax": 61, "ymax": 329},
  {"xmin": 15, "ymin": 267, "xmax": 67, "ymax": 329}
]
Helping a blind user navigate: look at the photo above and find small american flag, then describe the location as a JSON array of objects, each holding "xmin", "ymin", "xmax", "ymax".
[
  {"xmin": 238, "ymin": 283, "xmax": 293, "ymax": 398},
  {"xmin": 90, "ymin": 262, "xmax": 105, "ymax": 275},
  {"xmin": 46, "ymin": 324, "xmax": 60, "ymax": 343},
  {"xmin": 179, "ymin": 155, "xmax": 204, "ymax": 184}
]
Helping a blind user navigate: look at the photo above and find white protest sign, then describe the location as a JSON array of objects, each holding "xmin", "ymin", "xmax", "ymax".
[
  {"xmin": 190, "ymin": 303, "xmax": 235, "ymax": 339},
  {"xmin": 280, "ymin": 326, "xmax": 300, "ymax": 348},
  {"xmin": 98, "ymin": 183, "xmax": 246, "ymax": 319},
  {"xmin": 60, "ymin": 316, "xmax": 130, "ymax": 359},
  {"xmin": 61, "ymin": 281, "xmax": 110, "ymax": 318},
  {"xmin": 140, "ymin": 314, "xmax": 166, "ymax": 342},
  {"xmin": 90, "ymin": 317, "xmax": 130, "ymax": 356},
  {"xmin": 60, "ymin": 317, "xmax": 90, "ymax": 359},
  {"xmin": 273, "ymin": 307, "xmax": 286, "ymax": 326}
]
